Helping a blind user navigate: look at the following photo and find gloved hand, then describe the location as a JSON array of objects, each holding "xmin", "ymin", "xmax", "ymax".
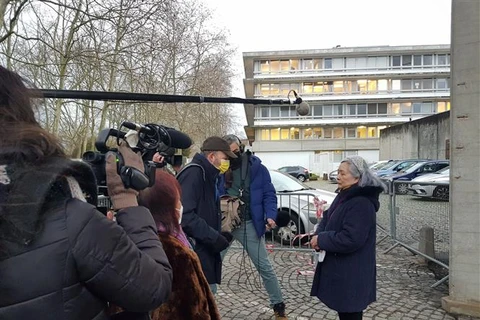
[
  {"xmin": 211, "ymin": 233, "xmax": 231, "ymax": 253},
  {"xmin": 221, "ymin": 231, "xmax": 234, "ymax": 243},
  {"xmin": 106, "ymin": 141, "xmax": 143, "ymax": 210}
]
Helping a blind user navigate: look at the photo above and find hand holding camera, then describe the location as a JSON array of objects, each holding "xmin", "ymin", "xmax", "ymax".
[{"xmin": 106, "ymin": 141, "xmax": 145, "ymax": 210}]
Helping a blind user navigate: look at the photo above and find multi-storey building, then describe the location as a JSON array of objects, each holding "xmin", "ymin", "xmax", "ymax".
[{"xmin": 242, "ymin": 44, "xmax": 451, "ymax": 174}]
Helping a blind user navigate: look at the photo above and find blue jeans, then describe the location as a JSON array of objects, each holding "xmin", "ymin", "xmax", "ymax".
[{"xmin": 221, "ymin": 220, "xmax": 284, "ymax": 306}]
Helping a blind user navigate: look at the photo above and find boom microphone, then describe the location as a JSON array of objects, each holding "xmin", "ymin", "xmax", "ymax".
[
  {"xmin": 165, "ymin": 127, "xmax": 193, "ymax": 149},
  {"xmin": 292, "ymin": 91, "xmax": 311, "ymax": 116}
]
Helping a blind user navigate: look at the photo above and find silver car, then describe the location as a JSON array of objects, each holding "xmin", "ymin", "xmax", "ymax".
[
  {"xmin": 409, "ymin": 167, "xmax": 449, "ymax": 200},
  {"xmin": 269, "ymin": 170, "xmax": 337, "ymax": 244}
]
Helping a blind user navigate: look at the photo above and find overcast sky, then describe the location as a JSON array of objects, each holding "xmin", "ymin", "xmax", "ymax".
[{"xmin": 201, "ymin": 0, "xmax": 452, "ymax": 127}]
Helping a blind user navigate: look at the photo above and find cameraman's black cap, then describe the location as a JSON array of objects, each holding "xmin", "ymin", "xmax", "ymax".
[{"xmin": 201, "ymin": 136, "xmax": 237, "ymax": 158}]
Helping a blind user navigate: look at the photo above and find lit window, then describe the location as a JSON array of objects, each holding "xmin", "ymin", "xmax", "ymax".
[
  {"xmin": 313, "ymin": 82, "xmax": 324, "ymax": 93},
  {"xmin": 333, "ymin": 81, "xmax": 344, "ymax": 93},
  {"xmin": 313, "ymin": 128, "xmax": 323, "ymax": 138},
  {"xmin": 358, "ymin": 80, "xmax": 367, "ymax": 92},
  {"xmin": 303, "ymin": 82, "xmax": 313, "ymax": 94},
  {"xmin": 357, "ymin": 126, "xmax": 367, "ymax": 138},
  {"xmin": 260, "ymin": 60, "xmax": 270, "ymax": 72},
  {"xmin": 392, "ymin": 80, "xmax": 401, "ymax": 93},
  {"xmin": 303, "ymin": 128, "xmax": 313, "ymax": 139},
  {"xmin": 333, "ymin": 127, "xmax": 344, "ymax": 139},
  {"xmin": 260, "ymin": 129, "xmax": 270, "ymax": 140},
  {"xmin": 260, "ymin": 84, "xmax": 270, "ymax": 96},
  {"xmin": 313, "ymin": 59, "xmax": 322, "ymax": 69},
  {"xmin": 270, "ymin": 84, "xmax": 280, "ymax": 95},
  {"xmin": 280, "ymin": 60, "xmax": 290, "ymax": 71},
  {"xmin": 290, "ymin": 128, "xmax": 300, "ymax": 139},
  {"xmin": 367, "ymin": 80, "xmax": 377, "ymax": 92},
  {"xmin": 391, "ymin": 103, "xmax": 400, "ymax": 115},
  {"xmin": 270, "ymin": 129, "xmax": 280, "ymax": 140},
  {"xmin": 270, "ymin": 61, "xmax": 280, "ymax": 72},
  {"xmin": 290, "ymin": 59, "xmax": 299, "ymax": 70},
  {"xmin": 368, "ymin": 127, "xmax": 376, "ymax": 138},
  {"xmin": 281, "ymin": 129, "xmax": 290, "ymax": 139}
]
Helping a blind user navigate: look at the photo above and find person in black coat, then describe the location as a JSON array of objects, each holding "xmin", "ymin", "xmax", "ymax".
[
  {"xmin": 0, "ymin": 65, "xmax": 173, "ymax": 319},
  {"xmin": 309, "ymin": 155, "xmax": 385, "ymax": 320},
  {"xmin": 176, "ymin": 136, "xmax": 237, "ymax": 294}
]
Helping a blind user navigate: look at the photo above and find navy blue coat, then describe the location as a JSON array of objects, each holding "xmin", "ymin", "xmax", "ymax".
[
  {"xmin": 177, "ymin": 153, "xmax": 223, "ymax": 284},
  {"xmin": 218, "ymin": 154, "xmax": 277, "ymax": 238},
  {"xmin": 310, "ymin": 185, "xmax": 382, "ymax": 313}
]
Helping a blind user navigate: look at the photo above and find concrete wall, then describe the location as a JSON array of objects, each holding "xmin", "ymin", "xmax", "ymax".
[
  {"xmin": 379, "ymin": 111, "xmax": 450, "ymax": 160},
  {"xmin": 441, "ymin": 0, "xmax": 480, "ymax": 317}
]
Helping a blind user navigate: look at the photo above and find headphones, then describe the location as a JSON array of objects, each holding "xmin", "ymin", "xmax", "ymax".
[{"xmin": 223, "ymin": 134, "xmax": 245, "ymax": 153}]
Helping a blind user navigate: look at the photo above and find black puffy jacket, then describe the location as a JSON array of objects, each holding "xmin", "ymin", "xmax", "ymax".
[{"xmin": 0, "ymin": 174, "xmax": 173, "ymax": 319}]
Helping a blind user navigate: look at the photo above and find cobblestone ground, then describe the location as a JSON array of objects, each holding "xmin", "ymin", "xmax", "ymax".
[{"xmin": 215, "ymin": 180, "xmax": 479, "ymax": 320}]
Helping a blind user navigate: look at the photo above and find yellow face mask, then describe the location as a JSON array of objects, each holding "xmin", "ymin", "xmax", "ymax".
[{"xmin": 217, "ymin": 159, "xmax": 230, "ymax": 174}]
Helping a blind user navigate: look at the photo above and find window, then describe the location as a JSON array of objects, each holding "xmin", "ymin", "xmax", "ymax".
[
  {"xmin": 392, "ymin": 56, "xmax": 401, "ymax": 66},
  {"xmin": 414, "ymin": 55, "xmax": 422, "ymax": 66},
  {"xmin": 324, "ymin": 58, "xmax": 332, "ymax": 69},
  {"xmin": 423, "ymin": 55, "xmax": 433, "ymax": 65},
  {"xmin": 422, "ymin": 102, "xmax": 433, "ymax": 114},
  {"xmin": 270, "ymin": 61, "xmax": 280, "ymax": 72},
  {"xmin": 391, "ymin": 103, "xmax": 400, "ymax": 115},
  {"xmin": 378, "ymin": 103, "xmax": 387, "ymax": 114},
  {"xmin": 402, "ymin": 55, "xmax": 412, "ymax": 66},
  {"xmin": 357, "ymin": 126, "xmax": 367, "ymax": 138},
  {"xmin": 313, "ymin": 128, "xmax": 322, "ymax": 138},
  {"xmin": 280, "ymin": 106, "xmax": 290, "ymax": 117},
  {"xmin": 281, "ymin": 129, "xmax": 290, "ymax": 139},
  {"xmin": 303, "ymin": 82, "xmax": 313, "ymax": 94},
  {"xmin": 422, "ymin": 79, "xmax": 433, "ymax": 90},
  {"xmin": 280, "ymin": 83, "xmax": 290, "ymax": 95},
  {"xmin": 368, "ymin": 103, "xmax": 377, "ymax": 114},
  {"xmin": 313, "ymin": 105, "xmax": 322, "ymax": 116},
  {"xmin": 368, "ymin": 127, "xmax": 376, "ymax": 138},
  {"xmin": 280, "ymin": 60, "xmax": 290, "ymax": 71},
  {"xmin": 392, "ymin": 80, "xmax": 401, "ymax": 93},
  {"xmin": 333, "ymin": 127, "xmax": 344, "ymax": 138},
  {"xmin": 303, "ymin": 128, "xmax": 313, "ymax": 139},
  {"xmin": 313, "ymin": 82, "xmax": 324, "ymax": 93},
  {"xmin": 346, "ymin": 127, "xmax": 356, "ymax": 138},
  {"xmin": 261, "ymin": 107, "xmax": 269, "ymax": 117},
  {"xmin": 260, "ymin": 84, "xmax": 270, "ymax": 95},
  {"xmin": 260, "ymin": 61, "xmax": 270, "ymax": 72},
  {"xmin": 260, "ymin": 129, "xmax": 270, "ymax": 140},
  {"xmin": 378, "ymin": 79, "xmax": 388, "ymax": 92},
  {"xmin": 357, "ymin": 80, "xmax": 367, "ymax": 93},
  {"xmin": 270, "ymin": 84, "xmax": 280, "ymax": 95},
  {"xmin": 367, "ymin": 80, "xmax": 377, "ymax": 92},
  {"xmin": 333, "ymin": 151, "xmax": 343, "ymax": 162},
  {"xmin": 401, "ymin": 79, "xmax": 412, "ymax": 91},
  {"xmin": 334, "ymin": 104, "xmax": 343, "ymax": 116},
  {"xmin": 271, "ymin": 129, "xmax": 280, "ymax": 140},
  {"xmin": 271, "ymin": 107, "xmax": 280, "ymax": 118},
  {"xmin": 323, "ymin": 105, "xmax": 333, "ymax": 116},
  {"xmin": 290, "ymin": 59, "xmax": 299, "ymax": 70},
  {"xmin": 333, "ymin": 81, "xmax": 344, "ymax": 93},
  {"xmin": 436, "ymin": 78, "xmax": 449, "ymax": 89},
  {"xmin": 413, "ymin": 102, "xmax": 422, "ymax": 113},
  {"xmin": 324, "ymin": 128, "xmax": 332, "ymax": 139},
  {"xmin": 437, "ymin": 101, "xmax": 447, "ymax": 113},
  {"xmin": 357, "ymin": 104, "xmax": 367, "ymax": 115},
  {"xmin": 437, "ymin": 54, "xmax": 448, "ymax": 65},
  {"xmin": 347, "ymin": 104, "xmax": 356, "ymax": 115},
  {"xmin": 401, "ymin": 102, "xmax": 412, "ymax": 114}
]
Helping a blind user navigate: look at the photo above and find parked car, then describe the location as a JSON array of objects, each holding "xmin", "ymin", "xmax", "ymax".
[
  {"xmin": 277, "ymin": 165, "xmax": 310, "ymax": 182},
  {"xmin": 408, "ymin": 167, "xmax": 450, "ymax": 200},
  {"xmin": 375, "ymin": 159, "xmax": 429, "ymax": 177},
  {"xmin": 328, "ymin": 169, "xmax": 338, "ymax": 182},
  {"xmin": 369, "ymin": 160, "xmax": 396, "ymax": 171},
  {"xmin": 381, "ymin": 160, "xmax": 450, "ymax": 194},
  {"xmin": 268, "ymin": 170, "xmax": 337, "ymax": 244}
]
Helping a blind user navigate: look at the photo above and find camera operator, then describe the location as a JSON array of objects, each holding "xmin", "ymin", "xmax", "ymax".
[{"xmin": 0, "ymin": 65, "xmax": 173, "ymax": 319}]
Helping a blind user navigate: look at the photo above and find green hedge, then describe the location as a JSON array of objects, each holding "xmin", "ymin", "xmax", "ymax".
[{"xmin": 309, "ymin": 173, "xmax": 319, "ymax": 181}]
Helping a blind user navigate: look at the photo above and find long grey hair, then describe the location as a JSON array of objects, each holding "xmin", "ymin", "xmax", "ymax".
[{"xmin": 341, "ymin": 156, "xmax": 386, "ymax": 190}]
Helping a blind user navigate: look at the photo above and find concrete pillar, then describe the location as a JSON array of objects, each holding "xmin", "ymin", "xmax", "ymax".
[
  {"xmin": 418, "ymin": 226, "xmax": 435, "ymax": 265},
  {"xmin": 441, "ymin": 0, "xmax": 480, "ymax": 317}
]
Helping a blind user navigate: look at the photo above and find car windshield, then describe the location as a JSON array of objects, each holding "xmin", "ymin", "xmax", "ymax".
[
  {"xmin": 269, "ymin": 170, "xmax": 313, "ymax": 192},
  {"xmin": 403, "ymin": 162, "xmax": 428, "ymax": 173},
  {"xmin": 381, "ymin": 160, "xmax": 401, "ymax": 170},
  {"xmin": 436, "ymin": 167, "xmax": 450, "ymax": 174}
]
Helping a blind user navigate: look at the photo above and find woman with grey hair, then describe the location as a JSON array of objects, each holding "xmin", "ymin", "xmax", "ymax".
[{"xmin": 309, "ymin": 156, "xmax": 385, "ymax": 320}]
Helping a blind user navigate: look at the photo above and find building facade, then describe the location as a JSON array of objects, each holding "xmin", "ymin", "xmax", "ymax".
[{"xmin": 242, "ymin": 44, "xmax": 451, "ymax": 174}]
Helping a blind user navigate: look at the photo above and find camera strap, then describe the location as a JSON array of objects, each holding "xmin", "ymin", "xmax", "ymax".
[{"xmin": 238, "ymin": 152, "xmax": 249, "ymax": 199}]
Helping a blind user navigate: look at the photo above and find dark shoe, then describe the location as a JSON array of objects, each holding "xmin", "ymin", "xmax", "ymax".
[{"xmin": 273, "ymin": 302, "xmax": 288, "ymax": 320}]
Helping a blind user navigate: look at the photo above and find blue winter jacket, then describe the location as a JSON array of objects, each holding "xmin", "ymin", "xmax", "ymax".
[{"xmin": 218, "ymin": 154, "xmax": 277, "ymax": 238}]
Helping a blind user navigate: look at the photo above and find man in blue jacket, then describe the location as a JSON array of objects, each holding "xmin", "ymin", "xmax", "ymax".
[
  {"xmin": 177, "ymin": 136, "xmax": 237, "ymax": 294},
  {"xmin": 218, "ymin": 134, "xmax": 288, "ymax": 320}
]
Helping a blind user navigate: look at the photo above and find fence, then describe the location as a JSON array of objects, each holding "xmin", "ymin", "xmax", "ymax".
[{"xmin": 382, "ymin": 180, "xmax": 450, "ymax": 288}]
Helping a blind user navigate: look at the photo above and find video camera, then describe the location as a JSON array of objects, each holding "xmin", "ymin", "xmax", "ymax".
[{"xmin": 82, "ymin": 121, "xmax": 192, "ymax": 212}]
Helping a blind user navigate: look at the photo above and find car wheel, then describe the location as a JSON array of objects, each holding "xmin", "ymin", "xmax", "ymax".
[
  {"xmin": 396, "ymin": 182, "xmax": 409, "ymax": 195},
  {"xmin": 274, "ymin": 211, "xmax": 305, "ymax": 245},
  {"xmin": 297, "ymin": 175, "xmax": 306, "ymax": 182},
  {"xmin": 433, "ymin": 185, "xmax": 449, "ymax": 201}
]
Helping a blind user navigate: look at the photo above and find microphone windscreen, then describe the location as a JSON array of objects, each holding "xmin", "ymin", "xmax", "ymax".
[
  {"xmin": 166, "ymin": 128, "xmax": 193, "ymax": 149},
  {"xmin": 296, "ymin": 101, "xmax": 310, "ymax": 116},
  {"xmin": 275, "ymin": 211, "xmax": 292, "ymax": 228}
]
